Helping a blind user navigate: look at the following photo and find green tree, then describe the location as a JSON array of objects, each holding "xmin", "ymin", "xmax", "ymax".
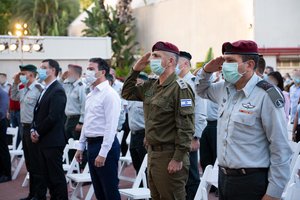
[
  {"xmin": 12, "ymin": 0, "xmax": 80, "ymax": 36},
  {"xmin": 80, "ymin": 0, "xmax": 93, "ymax": 11},
  {"xmin": 204, "ymin": 47, "xmax": 214, "ymax": 63},
  {"xmin": 83, "ymin": 0, "xmax": 138, "ymax": 77},
  {"xmin": 0, "ymin": 0, "xmax": 17, "ymax": 35}
]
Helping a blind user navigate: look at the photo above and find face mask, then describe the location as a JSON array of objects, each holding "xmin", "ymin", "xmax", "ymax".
[
  {"xmin": 293, "ymin": 77, "xmax": 300, "ymax": 84},
  {"xmin": 175, "ymin": 64, "xmax": 181, "ymax": 76},
  {"xmin": 19, "ymin": 75, "xmax": 29, "ymax": 85},
  {"xmin": 85, "ymin": 70, "xmax": 97, "ymax": 85},
  {"xmin": 37, "ymin": 69, "xmax": 48, "ymax": 81},
  {"xmin": 222, "ymin": 62, "xmax": 246, "ymax": 84},
  {"xmin": 150, "ymin": 59, "xmax": 165, "ymax": 76},
  {"xmin": 67, "ymin": 76, "xmax": 77, "ymax": 83}
]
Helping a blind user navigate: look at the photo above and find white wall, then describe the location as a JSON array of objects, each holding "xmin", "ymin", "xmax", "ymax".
[{"xmin": 254, "ymin": 0, "xmax": 300, "ymax": 48}]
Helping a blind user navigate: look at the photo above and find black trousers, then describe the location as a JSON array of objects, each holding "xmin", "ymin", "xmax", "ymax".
[
  {"xmin": 129, "ymin": 130, "xmax": 147, "ymax": 173},
  {"xmin": 38, "ymin": 146, "xmax": 68, "ymax": 200},
  {"xmin": 22, "ymin": 124, "xmax": 47, "ymax": 199},
  {"xmin": 200, "ymin": 120, "xmax": 217, "ymax": 170},
  {"xmin": 0, "ymin": 118, "xmax": 11, "ymax": 178},
  {"xmin": 219, "ymin": 169, "xmax": 268, "ymax": 200},
  {"xmin": 87, "ymin": 136, "xmax": 121, "ymax": 200},
  {"xmin": 186, "ymin": 150, "xmax": 200, "ymax": 200},
  {"xmin": 296, "ymin": 125, "xmax": 300, "ymax": 142}
]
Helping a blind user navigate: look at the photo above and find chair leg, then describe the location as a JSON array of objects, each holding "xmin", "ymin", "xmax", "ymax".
[
  {"xmin": 12, "ymin": 156, "xmax": 24, "ymax": 180},
  {"xmin": 85, "ymin": 184, "xmax": 94, "ymax": 200}
]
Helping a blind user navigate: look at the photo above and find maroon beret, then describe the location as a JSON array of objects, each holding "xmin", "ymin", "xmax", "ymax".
[
  {"xmin": 152, "ymin": 41, "xmax": 180, "ymax": 55},
  {"xmin": 222, "ymin": 40, "xmax": 258, "ymax": 55}
]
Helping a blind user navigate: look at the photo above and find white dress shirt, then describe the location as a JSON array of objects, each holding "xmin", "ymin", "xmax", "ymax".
[{"xmin": 78, "ymin": 80, "xmax": 121, "ymax": 158}]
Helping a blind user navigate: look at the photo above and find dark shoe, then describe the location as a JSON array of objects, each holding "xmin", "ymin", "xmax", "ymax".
[{"xmin": 0, "ymin": 175, "xmax": 11, "ymax": 183}]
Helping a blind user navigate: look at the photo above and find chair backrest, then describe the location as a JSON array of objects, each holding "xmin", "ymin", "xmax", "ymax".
[
  {"xmin": 7, "ymin": 127, "xmax": 18, "ymax": 150},
  {"xmin": 132, "ymin": 154, "xmax": 148, "ymax": 188},
  {"xmin": 116, "ymin": 130, "xmax": 124, "ymax": 144},
  {"xmin": 290, "ymin": 141, "xmax": 300, "ymax": 171},
  {"xmin": 194, "ymin": 165, "xmax": 213, "ymax": 200}
]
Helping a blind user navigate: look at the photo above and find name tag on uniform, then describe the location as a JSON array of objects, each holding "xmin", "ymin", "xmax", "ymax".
[{"xmin": 181, "ymin": 99, "xmax": 192, "ymax": 107}]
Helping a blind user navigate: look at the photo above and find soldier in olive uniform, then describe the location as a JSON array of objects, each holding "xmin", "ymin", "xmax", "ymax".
[
  {"xmin": 122, "ymin": 41, "xmax": 195, "ymax": 200},
  {"xmin": 11, "ymin": 64, "xmax": 47, "ymax": 200}
]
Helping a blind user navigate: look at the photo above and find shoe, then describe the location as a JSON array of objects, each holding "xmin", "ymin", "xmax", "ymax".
[{"xmin": 0, "ymin": 175, "xmax": 11, "ymax": 183}]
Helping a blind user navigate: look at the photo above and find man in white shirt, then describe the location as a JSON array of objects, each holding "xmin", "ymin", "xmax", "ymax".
[{"xmin": 75, "ymin": 58, "xmax": 121, "ymax": 200}]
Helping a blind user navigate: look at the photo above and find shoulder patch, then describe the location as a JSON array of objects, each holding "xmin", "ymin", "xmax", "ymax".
[
  {"xmin": 256, "ymin": 80, "xmax": 285, "ymax": 108},
  {"xmin": 35, "ymin": 84, "xmax": 43, "ymax": 92},
  {"xmin": 191, "ymin": 77, "xmax": 196, "ymax": 82},
  {"xmin": 176, "ymin": 79, "xmax": 188, "ymax": 89}
]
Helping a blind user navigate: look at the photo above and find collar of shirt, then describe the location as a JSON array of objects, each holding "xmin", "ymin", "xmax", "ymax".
[
  {"xmin": 226, "ymin": 73, "xmax": 260, "ymax": 98},
  {"xmin": 159, "ymin": 73, "xmax": 177, "ymax": 87},
  {"xmin": 182, "ymin": 71, "xmax": 195, "ymax": 81},
  {"xmin": 44, "ymin": 79, "xmax": 56, "ymax": 91},
  {"xmin": 95, "ymin": 80, "xmax": 110, "ymax": 92},
  {"xmin": 27, "ymin": 80, "xmax": 38, "ymax": 91}
]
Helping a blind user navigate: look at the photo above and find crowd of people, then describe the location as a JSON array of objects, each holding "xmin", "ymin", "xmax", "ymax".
[{"xmin": 0, "ymin": 39, "xmax": 298, "ymax": 200}]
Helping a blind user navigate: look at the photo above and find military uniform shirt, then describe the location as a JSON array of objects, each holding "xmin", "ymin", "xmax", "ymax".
[
  {"xmin": 127, "ymin": 100, "xmax": 145, "ymax": 131},
  {"xmin": 122, "ymin": 70, "xmax": 195, "ymax": 162},
  {"xmin": 63, "ymin": 79, "xmax": 86, "ymax": 123},
  {"xmin": 11, "ymin": 81, "xmax": 43, "ymax": 124},
  {"xmin": 182, "ymin": 71, "xmax": 207, "ymax": 138},
  {"xmin": 196, "ymin": 69, "xmax": 293, "ymax": 198}
]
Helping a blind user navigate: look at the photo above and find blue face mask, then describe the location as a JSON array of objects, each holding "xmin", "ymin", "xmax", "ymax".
[
  {"xmin": 293, "ymin": 77, "xmax": 300, "ymax": 84},
  {"xmin": 150, "ymin": 59, "xmax": 165, "ymax": 76},
  {"xmin": 37, "ymin": 69, "xmax": 48, "ymax": 81},
  {"xmin": 222, "ymin": 62, "xmax": 245, "ymax": 84},
  {"xmin": 19, "ymin": 75, "xmax": 29, "ymax": 84},
  {"xmin": 175, "ymin": 64, "xmax": 181, "ymax": 76}
]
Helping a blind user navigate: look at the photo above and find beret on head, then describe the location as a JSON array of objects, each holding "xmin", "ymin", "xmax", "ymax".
[
  {"xmin": 179, "ymin": 51, "xmax": 192, "ymax": 60},
  {"xmin": 222, "ymin": 40, "xmax": 258, "ymax": 55},
  {"xmin": 152, "ymin": 41, "xmax": 179, "ymax": 55},
  {"xmin": 19, "ymin": 64, "xmax": 37, "ymax": 73}
]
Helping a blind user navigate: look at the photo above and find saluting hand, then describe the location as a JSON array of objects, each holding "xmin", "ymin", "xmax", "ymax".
[
  {"xmin": 133, "ymin": 52, "xmax": 151, "ymax": 72},
  {"xmin": 203, "ymin": 56, "xmax": 225, "ymax": 73},
  {"xmin": 167, "ymin": 159, "xmax": 183, "ymax": 174},
  {"xmin": 75, "ymin": 150, "xmax": 83, "ymax": 163},
  {"xmin": 95, "ymin": 156, "xmax": 106, "ymax": 167},
  {"xmin": 13, "ymin": 73, "xmax": 21, "ymax": 84}
]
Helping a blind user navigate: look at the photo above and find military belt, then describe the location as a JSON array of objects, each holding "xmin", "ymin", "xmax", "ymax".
[{"xmin": 150, "ymin": 144, "xmax": 175, "ymax": 152}]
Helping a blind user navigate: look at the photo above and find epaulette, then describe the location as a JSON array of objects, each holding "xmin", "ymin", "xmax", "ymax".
[
  {"xmin": 35, "ymin": 84, "xmax": 43, "ymax": 92},
  {"xmin": 176, "ymin": 79, "xmax": 188, "ymax": 89},
  {"xmin": 78, "ymin": 81, "xmax": 83, "ymax": 86},
  {"xmin": 191, "ymin": 77, "xmax": 196, "ymax": 82},
  {"xmin": 256, "ymin": 80, "xmax": 285, "ymax": 108}
]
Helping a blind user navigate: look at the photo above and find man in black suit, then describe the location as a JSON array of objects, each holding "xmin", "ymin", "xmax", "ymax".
[{"xmin": 31, "ymin": 59, "xmax": 68, "ymax": 200}]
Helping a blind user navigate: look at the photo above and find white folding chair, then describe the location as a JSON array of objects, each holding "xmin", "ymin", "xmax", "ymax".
[
  {"xmin": 117, "ymin": 130, "xmax": 124, "ymax": 144},
  {"xmin": 290, "ymin": 141, "xmax": 300, "ymax": 171},
  {"xmin": 194, "ymin": 165, "xmax": 214, "ymax": 200},
  {"xmin": 10, "ymin": 142, "xmax": 24, "ymax": 180},
  {"xmin": 282, "ymin": 155, "xmax": 300, "ymax": 199},
  {"xmin": 22, "ymin": 172, "xmax": 30, "ymax": 187},
  {"xmin": 67, "ymin": 163, "xmax": 91, "ymax": 200},
  {"xmin": 119, "ymin": 154, "xmax": 150, "ymax": 200},
  {"xmin": 118, "ymin": 132, "xmax": 134, "ymax": 182},
  {"xmin": 7, "ymin": 127, "xmax": 19, "ymax": 150}
]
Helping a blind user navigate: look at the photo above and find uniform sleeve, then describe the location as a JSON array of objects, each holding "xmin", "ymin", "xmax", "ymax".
[
  {"xmin": 121, "ymin": 69, "xmax": 145, "ymax": 101},
  {"xmin": 173, "ymin": 85, "xmax": 195, "ymax": 161},
  {"xmin": 195, "ymin": 69, "xmax": 224, "ymax": 104},
  {"xmin": 261, "ymin": 93, "xmax": 293, "ymax": 198},
  {"xmin": 194, "ymin": 94, "xmax": 207, "ymax": 138},
  {"xmin": 10, "ymin": 83, "xmax": 20, "ymax": 101},
  {"xmin": 78, "ymin": 85, "xmax": 86, "ymax": 123}
]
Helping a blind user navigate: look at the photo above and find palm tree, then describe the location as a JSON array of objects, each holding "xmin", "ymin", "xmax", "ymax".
[{"xmin": 13, "ymin": 0, "xmax": 80, "ymax": 36}]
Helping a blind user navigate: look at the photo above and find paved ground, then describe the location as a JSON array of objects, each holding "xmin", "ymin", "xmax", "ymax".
[{"xmin": 0, "ymin": 163, "xmax": 218, "ymax": 200}]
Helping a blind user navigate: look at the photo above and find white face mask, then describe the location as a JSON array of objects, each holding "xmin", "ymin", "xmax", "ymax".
[{"xmin": 85, "ymin": 70, "xmax": 97, "ymax": 85}]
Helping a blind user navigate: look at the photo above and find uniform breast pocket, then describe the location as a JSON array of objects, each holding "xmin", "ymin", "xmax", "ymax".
[
  {"xmin": 152, "ymin": 98, "xmax": 172, "ymax": 113},
  {"xmin": 230, "ymin": 113, "xmax": 257, "ymax": 143},
  {"xmin": 25, "ymin": 97, "xmax": 37, "ymax": 106}
]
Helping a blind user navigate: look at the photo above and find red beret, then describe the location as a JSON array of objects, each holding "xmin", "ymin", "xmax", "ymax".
[
  {"xmin": 222, "ymin": 40, "xmax": 258, "ymax": 55},
  {"xmin": 152, "ymin": 41, "xmax": 180, "ymax": 55},
  {"xmin": 68, "ymin": 64, "xmax": 82, "ymax": 69}
]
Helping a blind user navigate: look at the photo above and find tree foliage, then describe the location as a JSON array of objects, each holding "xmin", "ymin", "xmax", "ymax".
[
  {"xmin": 0, "ymin": 0, "xmax": 17, "ymax": 35},
  {"xmin": 83, "ymin": 0, "xmax": 138, "ymax": 77}
]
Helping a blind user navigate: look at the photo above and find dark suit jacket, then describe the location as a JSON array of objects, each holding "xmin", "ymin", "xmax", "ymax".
[{"xmin": 32, "ymin": 80, "xmax": 67, "ymax": 148}]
